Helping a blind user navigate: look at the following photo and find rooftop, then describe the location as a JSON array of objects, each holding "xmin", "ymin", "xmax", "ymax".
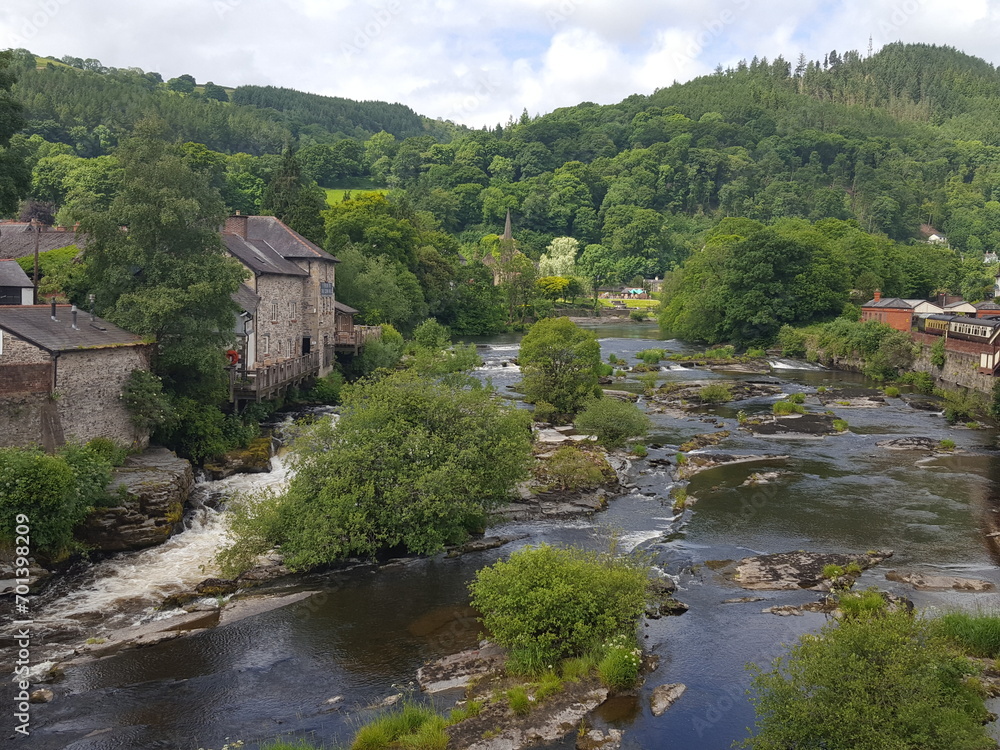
[
  {"xmin": 223, "ymin": 233, "xmax": 309, "ymax": 277},
  {"xmin": 0, "ymin": 260, "xmax": 33, "ymax": 288},
  {"xmin": 0, "ymin": 305, "xmax": 147, "ymax": 353},
  {"xmin": 0, "ymin": 223, "xmax": 85, "ymax": 260}
]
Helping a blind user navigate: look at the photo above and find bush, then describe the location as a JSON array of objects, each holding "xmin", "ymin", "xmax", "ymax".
[
  {"xmin": 573, "ymin": 397, "xmax": 651, "ymax": 448},
  {"xmin": 941, "ymin": 388, "xmax": 984, "ymax": 424},
  {"xmin": 931, "ymin": 336, "xmax": 946, "ymax": 368},
  {"xmin": 746, "ymin": 347, "xmax": 766, "ymax": 357},
  {"xmin": 350, "ymin": 703, "xmax": 445, "ymax": 750},
  {"xmin": 540, "ymin": 445, "xmax": 610, "ymax": 490},
  {"xmin": 506, "ymin": 686, "xmax": 531, "ymax": 716},
  {"xmin": 629, "ymin": 310, "xmax": 646, "ymax": 322},
  {"xmin": 519, "ymin": 318, "xmax": 602, "ymax": 419},
  {"xmin": 698, "ymin": 383, "xmax": 733, "ymax": 403},
  {"xmin": 740, "ymin": 607, "xmax": 993, "ymax": 749},
  {"xmin": 218, "ymin": 371, "xmax": 532, "ymax": 572},
  {"xmin": 307, "ymin": 371, "xmax": 344, "ymax": 404},
  {"xmin": 777, "ymin": 324, "xmax": 806, "ymax": 358},
  {"xmin": 413, "ymin": 318, "xmax": 451, "ymax": 351},
  {"xmin": 122, "ymin": 370, "xmax": 174, "ymax": 432},
  {"xmin": 636, "ymin": 348, "xmax": 666, "ymax": 364},
  {"xmin": 832, "ymin": 419, "xmax": 849, "ymax": 432},
  {"xmin": 883, "ymin": 386, "xmax": 900, "ymax": 398},
  {"xmin": 897, "ymin": 370, "xmax": 935, "ymax": 395},
  {"xmin": 469, "ymin": 544, "xmax": 648, "ymax": 671},
  {"xmin": 939, "ymin": 439, "xmax": 956, "ymax": 451},
  {"xmin": 0, "ymin": 448, "xmax": 84, "ymax": 559},
  {"xmin": 787, "ymin": 392, "xmax": 806, "ymax": 404},
  {"xmin": 704, "ymin": 345, "xmax": 736, "ymax": 359}
]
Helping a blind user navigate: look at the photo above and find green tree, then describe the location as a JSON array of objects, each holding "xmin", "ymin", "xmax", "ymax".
[
  {"xmin": 538, "ymin": 236, "xmax": 580, "ymax": 277},
  {"xmin": 741, "ymin": 604, "xmax": 992, "ymax": 750},
  {"xmin": 0, "ymin": 50, "xmax": 30, "ymax": 214},
  {"xmin": 218, "ymin": 370, "xmax": 532, "ymax": 571},
  {"xmin": 71, "ymin": 120, "xmax": 247, "ymax": 404},
  {"xmin": 519, "ymin": 317, "xmax": 602, "ymax": 419},
  {"xmin": 201, "ymin": 81, "xmax": 229, "ymax": 102},
  {"xmin": 574, "ymin": 398, "xmax": 651, "ymax": 448},
  {"xmin": 260, "ymin": 146, "xmax": 326, "ymax": 245}
]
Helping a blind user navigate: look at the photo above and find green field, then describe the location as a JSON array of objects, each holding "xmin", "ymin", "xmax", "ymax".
[{"xmin": 325, "ymin": 186, "xmax": 387, "ymax": 206}]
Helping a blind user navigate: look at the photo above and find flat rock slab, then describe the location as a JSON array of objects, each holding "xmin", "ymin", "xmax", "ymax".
[
  {"xmin": 877, "ymin": 437, "xmax": 938, "ymax": 451},
  {"xmin": 417, "ymin": 643, "xmax": 507, "ymax": 693},
  {"xmin": 749, "ymin": 413, "xmax": 840, "ymax": 437},
  {"xmin": 576, "ymin": 729, "xmax": 622, "ymax": 750},
  {"xmin": 650, "ymin": 683, "xmax": 686, "ymax": 716},
  {"xmin": 885, "ymin": 570, "xmax": 995, "ymax": 592},
  {"xmin": 731, "ymin": 550, "xmax": 893, "ymax": 590}
]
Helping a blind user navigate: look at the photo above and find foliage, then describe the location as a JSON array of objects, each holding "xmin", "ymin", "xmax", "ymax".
[
  {"xmin": 468, "ymin": 543, "xmax": 648, "ymax": 671},
  {"xmin": 306, "ymin": 371, "xmax": 344, "ymax": 404},
  {"xmin": 219, "ymin": 371, "xmax": 532, "ymax": 572},
  {"xmin": 15, "ymin": 244, "xmax": 82, "ymax": 298},
  {"xmin": 506, "ymin": 686, "xmax": 531, "ymax": 716},
  {"xmin": 412, "ymin": 318, "xmax": 451, "ymax": 351},
  {"xmin": 0, "ymin": 50, "xmax": 30, "ymax": 215},
  {"xmin": 0, "ymin": 446, "xmax": 103, "ymax": 559},
  {"xmin": 121, "ymin": 370, "xmax": 174, "ymax": 432},
  {"xmin": 573, "ymin": 397, "xmax": 651, "ymax": 448},
  {"xmin": 814, "ymin": 319, "xmax": 916, "ymax": 381},
  {"xmin": 740, "ymin": 606, "xmax": 992, "ymax": 750},
  {"xmin": 897, "ymin": 370, "xmax": 936, "ymax": 395},
  {"xmin": 70, "ymin": 120, "xmax": 246, "ymax": 408},
  {"xmin": 636, "ymin": 348, "xmax": 666, "ymax": 364},
  {"xmin": 409, "ymin": 342, "xmax": 482, "ymax": 377},
  {"xmin": 518, "ymin": 317, "xmax": 602, "ymax": 419},
  {"xmin": 350, "ymin": 703, "xmax": 446, "ymax": 750},
  {"xmin": 538, "ymin": 237, "xmax": 580, "ymax": 277},
  {"xmin": 883, "ymin": 386, "xmax": 900, "ymax": 397},
  {"xmin": 354, "ymin": 324, "xmax": 405, "ymax": 375},
  {"xmin": 772, "ymin": 400, "xmax": 806, "ymax": 415},
  {"xmin": 597, "ymin": 633, "xmax": 643, "ymax": 691},
  {"xmin": 832, "ymin": 419, "xmax": 849, "ymax": 432},
  {"xmin": 776, "ymin": 325, "xmax": 806, "ymax": 358},
  {"xmin": 940, "ymin": 388, "xmax": 984, "ymax": 424},
  {"xmin": 260, "ymin": 147, "xmax": 326, "ymax": 245},
  {"xmin": 931, "ymin": 336, "xmax": 947, "ymax": 368},
  {"xmin": 538, "ymin": 445, "xmax": 610, "ymax": 491},
  {"xmin": 698, "ymin": 383, "xmax": 733, "ymax": 403},
  {"xmin": 935, "ymin": 612, "xmax": 1000, "ymax": 658},
  {"xmin": 157, "ymin": 397, "xmax": 257, "ymax": 463},
  {"xmin": 939, "ymin": 439, "xmax": 956, "ymax": 451}
]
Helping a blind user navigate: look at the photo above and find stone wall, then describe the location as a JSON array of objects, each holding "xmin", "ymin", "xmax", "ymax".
[
  {"xmin": 912, "ymin": 343, "xmax": 996, "ymax": 395},
  {"xmin": 253, "ymin": 273, "xmax": 310, "ymax": 364},
  {"xmin": 0, "ymin": 331, "xmax": 49, "ymax": 364},
  {"xmin": 55, "ymin": 346, "xmax": 152, "ymax": 449}
]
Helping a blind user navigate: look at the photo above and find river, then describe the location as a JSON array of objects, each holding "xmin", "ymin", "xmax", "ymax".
[{"xmin": 17, "ymin": 322, "xmax": 1000, "ymax": 750}]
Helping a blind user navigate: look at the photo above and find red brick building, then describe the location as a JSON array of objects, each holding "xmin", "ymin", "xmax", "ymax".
[{"xmin": 861, "ymin": 291, "xmax": 943, "ymax": 332}]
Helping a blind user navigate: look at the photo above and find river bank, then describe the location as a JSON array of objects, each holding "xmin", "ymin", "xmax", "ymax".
[{"xmin": 12, "ymin": 323, "xmax": 1000, "ymax": 750}]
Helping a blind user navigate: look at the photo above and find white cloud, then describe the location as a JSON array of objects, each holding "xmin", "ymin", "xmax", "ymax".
[{"xmin": 1, "ymin": 0, "xmax": 1000, "ymax": 128}]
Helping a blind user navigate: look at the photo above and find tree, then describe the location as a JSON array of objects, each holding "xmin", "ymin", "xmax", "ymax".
[
  {"xmin": 538, "ymin": 236, "xmax": 580, "ymax": 277},
  {"xmin": 202, "ymin": 81, "xmax": 229, "ymax": 102},
  {"xmin": 741, "ymin": 602, "xmax": 992, "ymax": 750},
  {"xmin": 218, "ymin": 370, "xmax": 533, "ymax": 572},
  {"xmin": 518, "ymin": 317, "xmax": 602, "ymax": 419},
  {"xmin": 260, "ymin": 146, "xmax": 326, "ymax": 245},
  {"xmin": 70, "ymin": 120, "xmax": 247, "ymax": 405},
  {"xmin": 166, "ymin": 74, "xmax": 196, "ymax": 93},
  {"xmin": 0, "ymin": 50, "xmax": 30, "ymax": 215}
]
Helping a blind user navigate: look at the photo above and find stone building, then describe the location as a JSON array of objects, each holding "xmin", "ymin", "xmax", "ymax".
[{"xmin": 0, "ymin": 304, "xmax": 152, "ymax": 451}]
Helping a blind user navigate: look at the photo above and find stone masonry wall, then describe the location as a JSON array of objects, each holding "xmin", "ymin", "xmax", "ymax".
[
  {"xmin": 254, "ymin": 274, "xmax": 310, "ymax": 365},
  {"xmin": 0, "ymin": 331, "xmax": 49, "ymax": 364},
  {"xmin": 55, "ymin": 346, "xmax": 152, "ymax": 449},
  {"xmin": 912, "ymin": 343, "xmax": 996, "ymax": 395}
]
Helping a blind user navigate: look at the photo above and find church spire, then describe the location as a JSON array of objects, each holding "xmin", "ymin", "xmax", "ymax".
[{"xmin": 502, "ymin": 209, "xmax": 513, "ymax": 241}]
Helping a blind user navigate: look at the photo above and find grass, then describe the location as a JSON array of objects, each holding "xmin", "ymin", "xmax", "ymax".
[
  {"xmin": 506, "ymin": 686, "xmax": 531, "ymax": 716},
  {"xmin": 561, "ymin": 653, "xmax": 599, "ymax": 682},
  {"xmin": 447, "ymin": 700, "xmax": 482, "ymax": 725},
  {"xmin": 699, "ymin": 383, "xmax": 733, "ymax": 403},
  {"xmin": 936, "ymin": 612, "xmax": 1000, "ymax": 658},
  {"xmin": 350, "ymin": 704, "xmax": 446, "ymax": 750},
  {"xmin": 939, "ymin": 439, "xmax": 956, "ymax": 451},
  {"xmin": 832, "ymin": 419, "xmax": 849, "ymax": 432},
  {"xmin": 596, "ymin": 634, "xmax": 642, "ymax": 691},
  {"xmin": 883, "ymin": 386, "xmax": 901, "ymax": 398},
  {"xmin": 773, "ymin": 400, "xmax": 806, "ymax": 415}
]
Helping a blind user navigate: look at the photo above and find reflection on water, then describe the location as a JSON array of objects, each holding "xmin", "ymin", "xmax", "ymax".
[{"xmin": 25, "ymin": 329, "xmax": 1000, "ymax": 750}]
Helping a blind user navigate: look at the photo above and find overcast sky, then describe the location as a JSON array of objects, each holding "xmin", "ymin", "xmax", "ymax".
[{"xmin": 1, "ymin": 0, "xmax": 999, "ymax": 128}]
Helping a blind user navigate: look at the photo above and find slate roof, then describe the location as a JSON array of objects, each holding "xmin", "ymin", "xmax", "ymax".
[
  {"xmin": 243, "ymin": 216, "xmax": 339, "ymax": 262},
  {"xmin": 0, "ymin": 223, "xmax": 85, "ymax": 260},
  {"xmin": 334, "ymin": 301, "xmax": 358, "ymax": 314},
  {"xmin": 862, "ymin": 297, "xmax": 916, "ymax": 309},
  {"xmin": 974, "ymin": 301, "xmax": 1000, "ymax": 310},
  {"xmin": 223, "ymin": 233, "xmax": 308, "ymax": 277},
  {"xmin": 232, "ymin": 283, "xmax": 261, "ymax": 314},
  {"xmin": 0, "ymin": 305, "xmax": 147, "ymax": 353},
  {"xmin": 0, "ymin": 260, "xmax": 33, "ymax": 288}
]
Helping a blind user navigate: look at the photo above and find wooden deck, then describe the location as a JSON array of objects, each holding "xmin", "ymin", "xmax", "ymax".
[{"xmin": 231, "ymin": 326, "xmax": 381, "ymax": 402}]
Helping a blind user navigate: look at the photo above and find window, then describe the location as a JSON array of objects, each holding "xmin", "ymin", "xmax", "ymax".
[
  {"xmin": 289, "ymin": 301, "xmax": 297, "ymax": 319},
  {"xmin": 270, "ymin": 303, "xmax": 278, "ymax": 322},
  {"xmin": 262, "ymin": 335, "xmax": 269, "ymax": 355},
  {"xmin": 277, "ymin": 339, "xmax": 283, "ymax": 356}
]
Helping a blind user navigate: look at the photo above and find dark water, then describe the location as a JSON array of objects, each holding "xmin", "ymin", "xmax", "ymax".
[{"xmin": 18, "ymin": 322, "xmax": 1000, "ymax": 750}]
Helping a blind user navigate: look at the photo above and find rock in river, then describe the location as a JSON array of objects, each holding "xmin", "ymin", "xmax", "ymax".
[
  {"xmin": 650, "ymin": 684, "xmax": 686, "ymax": 716},
  {"xmin": 885, "ymin": 570, "xmax": 994, "ymax": 592},
  {"xmin": 729, "ymin": 550, "xmax": 893, "ymax": 590},
  {"xmin": 76, "ymin": 447, "xmax": 193, "ymax": 552}
]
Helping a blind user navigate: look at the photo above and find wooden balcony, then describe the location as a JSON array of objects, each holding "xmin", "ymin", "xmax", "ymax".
[{"xmin": 231, "ymin": 326, "xmax": 381, "ymax": 402}]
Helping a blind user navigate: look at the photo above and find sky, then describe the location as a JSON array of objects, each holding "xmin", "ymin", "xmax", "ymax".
[{"xmin": 1, "ymin": 0, "xmax": 999, "ymax": 128}]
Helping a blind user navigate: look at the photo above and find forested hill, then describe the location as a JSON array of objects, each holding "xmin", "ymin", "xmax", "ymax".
[{"xmin": 7, "ymin": 49, "xmax": 457, "ymax": 155}]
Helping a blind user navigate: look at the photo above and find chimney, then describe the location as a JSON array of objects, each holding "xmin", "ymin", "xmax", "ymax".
[
  {"xmin": 874, "ymin": 289, "xmax": 881, "ymax": 302},
  {"xmin": 225, "ymin": 213, "xmax": 248, "ymax": 239},
  {"xmin": 71, "ymin": 305, "xmax": 78, "ymax": 330},
  {"xmin": 50, "ymin": 299, "xmax": 58, "ymax": 321}
]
